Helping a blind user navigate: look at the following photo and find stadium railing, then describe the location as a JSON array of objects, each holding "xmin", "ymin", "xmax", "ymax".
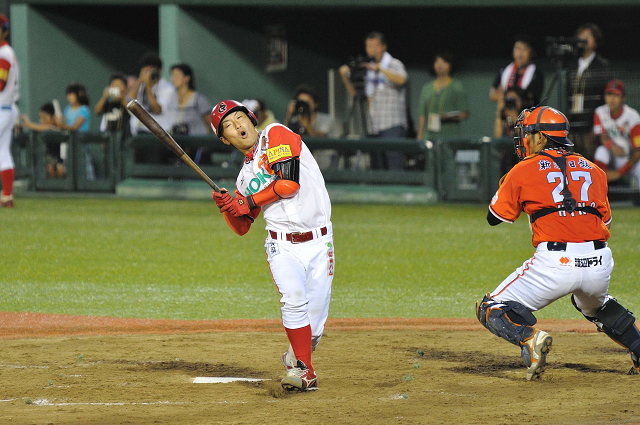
[{"xmin": 16, "ymin": 132, "xmax": 635, "ymax": 203}]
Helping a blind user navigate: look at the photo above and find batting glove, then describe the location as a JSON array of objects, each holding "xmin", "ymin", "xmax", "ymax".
[
  {"xmin": 225, "ymin": 194, "xmax": 252, "ymax": 217},
  {"xmin": 212, "ymin": 189, "xmax": 233, "ymax": 211}
]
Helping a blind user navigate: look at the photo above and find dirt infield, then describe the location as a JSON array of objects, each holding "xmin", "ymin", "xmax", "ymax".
[{"xmin": 2, "ymin": 313, "xmax": 640, "ymax": 424}]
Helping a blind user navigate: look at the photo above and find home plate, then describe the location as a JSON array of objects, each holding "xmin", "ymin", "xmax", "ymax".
[{"xmin": 193, "ymin": 377, "xmax": 270, "ymax": 384}]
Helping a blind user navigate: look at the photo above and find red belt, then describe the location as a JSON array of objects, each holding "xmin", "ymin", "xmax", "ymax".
[{"xmin": 269, "ymin": 227, "xmax": 327, "ymax": 244}]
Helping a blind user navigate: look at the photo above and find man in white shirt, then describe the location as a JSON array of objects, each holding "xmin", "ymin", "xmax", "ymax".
[{"xmin": 127, "ymin": 53, "xmax": 177, "ymax": 137}]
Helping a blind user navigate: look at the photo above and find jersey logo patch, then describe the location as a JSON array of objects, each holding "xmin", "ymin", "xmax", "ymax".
[
  {"xmin": 267, "ymin": 145, "xmax": 292, "ymax": 163},
  {"xmin": 559, "ymin": 256, "xmax": 571, "ymax": 265},
  {"xmin": 575, "ymin": 256, "xmax": 602, "ymax": 268}
]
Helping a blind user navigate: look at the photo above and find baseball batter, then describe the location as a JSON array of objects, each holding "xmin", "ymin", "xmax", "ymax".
[
  {"xmin": 210, "ymin": 100, "xmax": 333, "ymax": 391},
  {"xmin": 0, "ymin": 14, "xmax": 19, "ymax": 208},
  {"xmin": 477, "ymin": 105, "xmax": 640, "ymax": 380}
]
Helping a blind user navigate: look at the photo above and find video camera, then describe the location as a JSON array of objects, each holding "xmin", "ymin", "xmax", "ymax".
[
  {"xmin": 545, "ymin": 36, "xmax": 586, "ymax": 67},
  {"xmin": 347, "ymin": 54, "xmax": 374, "ymax": 94}
]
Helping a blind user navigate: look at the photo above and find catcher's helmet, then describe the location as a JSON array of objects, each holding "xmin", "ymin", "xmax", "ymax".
[
  {"xmin": 210, "ymin": 100, "xmax": 257, "ymax": 137},
  {"xmin": 514, "ymin": 105, "xmax": 572, "ymax": 161}
]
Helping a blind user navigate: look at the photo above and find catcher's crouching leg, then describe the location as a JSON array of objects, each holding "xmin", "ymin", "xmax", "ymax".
[
  {"xmin": 476, "ymin": 294, "xmax": 537, "ymax": 344},
  {"xmin": 476, "ymin": 294, "xmax": 545, "ymax": 367},
  {"xmin": 572, "ymin": 295, "xmax": 640, "ymax": 374}
]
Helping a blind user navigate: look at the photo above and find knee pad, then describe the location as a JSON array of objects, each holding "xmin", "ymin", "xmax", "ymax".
[{"xmin": 476, "ymin": 294, "xmax": 537, "ymax": 346}]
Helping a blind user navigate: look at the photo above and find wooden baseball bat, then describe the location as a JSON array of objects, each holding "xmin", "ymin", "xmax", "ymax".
[{"xmin": 126, "ymin": 99, "xmax": 221, "ymax": 192}]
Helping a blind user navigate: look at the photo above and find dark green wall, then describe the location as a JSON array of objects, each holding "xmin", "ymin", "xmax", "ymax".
[{"xmin": 11, "ymin": 3, "xmax": 640, "ymax": 136}]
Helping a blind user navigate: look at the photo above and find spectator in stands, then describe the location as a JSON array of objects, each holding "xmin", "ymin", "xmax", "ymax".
[
  {"xmin": 57, "ymin": 82, "xmax": 90, "ymax": 132},
  {"xmin": 56, "ymin": 82, "xmax": 95, "ymax": 179},
  {"xmin": 567, "ymin": 23, "xmax": 611, "ymax": 160},
  {"xmin": 242, "ymin": 98, "xmax": 278, "ymax": 131},
  {"xmin": 170, "ymin": 63, "xmax": 212, "ymax": 136},
  {"xmin": 592, "ymin": 80, "xmax": 640, "ymax": 201},
  {"xmin": 339, "ymin": 31, "xmax": 408, "ymax": 169},
  {"xmin": 490, "ymin": 35, "xmax": 543, "ymax": 109},
  {"xmin": 417, "ymin": 52, "xmax": 469, "ymax": 141},
  {"xmin": 127, "ymin": 52, "xmax": 177, "ymax": 137},
  {"xmin": 94, "ymin": 73, "xmax": 130, "ymax": 137},
  {"xmin": 494, "ymin": 87, "xmax": 525, "ymax": 139},
  {"xmin": 21, "ymin": 102, "xmax": 64, "ymax": 178},
  {"xmin": 284, "ymin": 84, "xmax": 340, "ymax": 137},
  {"xmin": 494, "ymin": 87, "xmax": 526, "ymax": 176}
]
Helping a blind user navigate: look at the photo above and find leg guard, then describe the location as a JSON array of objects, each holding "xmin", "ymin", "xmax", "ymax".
[
  {"xmin": 476, "ymin": 294, "xmax": 537, "ymax": 346},
  {"xmin": 574, "ymin": 295, "xmax": 640, "ymax": 374},
  {"xmin": 595, "ymin": 298, "xmax": 640, "ymax": 356}
]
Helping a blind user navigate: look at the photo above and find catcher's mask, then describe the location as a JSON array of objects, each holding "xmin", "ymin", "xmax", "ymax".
[{"xmin": 514, "ymin": 105, "xmax": 572, "ymax": 161}]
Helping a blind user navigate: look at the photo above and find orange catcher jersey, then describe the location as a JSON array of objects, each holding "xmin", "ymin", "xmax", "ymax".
[{"xmin": 489, "ymin": 149, "xmax": 611, "ymax": 247}]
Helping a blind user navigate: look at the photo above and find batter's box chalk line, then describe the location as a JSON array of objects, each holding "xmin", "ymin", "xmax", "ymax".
[{"xmin": 193, "ymin": 377, "xmax": 270, "ymax": 384}]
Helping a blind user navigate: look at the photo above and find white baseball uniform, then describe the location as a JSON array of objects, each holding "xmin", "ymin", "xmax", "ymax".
[
  {"xmin": 0, "ymin": 40, "xmax": 19, "ymax": 203},
  {"xmin": 593, "ymin": 104, "xmax": 640, "ymax": 185},
  {"xmin": 234, "ymin": 123, "xmax": 333, "ymax": 346}
]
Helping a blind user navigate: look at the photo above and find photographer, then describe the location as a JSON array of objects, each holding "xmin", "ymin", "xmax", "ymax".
[
  {"xmin": 339, "ymin": 32, "xmax": 408, "ymax": 169},
  {"xmin": 127, "ymin": 52, "xmax": 177, "ymax": 136},
  {"xmin": 494, "ymin": 87, "xmax": 525, "ymax": 176},
  {"xmin": 284, "ymin": 84, "xmax": 339, "ymax": 137},
  {"xmin": 567, "ymin": 23, "xmax": 611, "ymax": 160},
  {"xmin": 490, "ymin": 35, "xmax": 543, "ymax": 109},
  {"xmin": 95, "ymin": 73, "xmax": 130, "ymax": 136},
  {"xmin": 494, "ymin": 87, "xmax": 525, "ymax": 139}
]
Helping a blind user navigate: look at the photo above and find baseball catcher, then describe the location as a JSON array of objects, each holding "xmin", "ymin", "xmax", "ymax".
[
  {"xmin": 210, "ymin": 100, "xmax": 334, "ymax": 391},
  {"xmin": 477, "ymin": 105, "xmax": 640, "ymax": 380}
]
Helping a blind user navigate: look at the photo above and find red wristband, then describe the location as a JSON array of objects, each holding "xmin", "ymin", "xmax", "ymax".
[{"xmin": 618, "ymin": 162, "xmax": 632, "ymax": 176}]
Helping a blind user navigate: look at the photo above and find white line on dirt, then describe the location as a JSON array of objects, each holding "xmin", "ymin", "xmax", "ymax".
[
  {"xmin": 193, "ymin": 377, "xmax": 270, "ymax": 384},
  {"xmin": 0, "ymin": 364, "xmax": 49, "ymax": 369},
  {"xmin": 32, "ymin": 399, "xmax": 191, "ymax": 406},
  {"xmin": 0, "ymin": 398, "xmax": 19, "ymax": 403}
]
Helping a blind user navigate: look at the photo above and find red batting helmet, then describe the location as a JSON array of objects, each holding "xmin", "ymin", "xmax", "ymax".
[
  {"xmin": 0, "ymin": 14, "xmax": 9, "ymax": 31},
  {"xmin": 514, "ymin": 105, "xmax": 572, "ymax": 160},
  {"xmin": 210, "ymin": 100, "xmax": 257, "ymax": 137}
]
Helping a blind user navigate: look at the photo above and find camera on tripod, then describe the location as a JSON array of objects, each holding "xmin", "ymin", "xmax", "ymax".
[
  {"xmin": 347, "ymin": 55, "xmax": 374, "ymax": 93},
  {"xmin": 545, "ymin": 36, "xmax": 586, "ymax": 66}
]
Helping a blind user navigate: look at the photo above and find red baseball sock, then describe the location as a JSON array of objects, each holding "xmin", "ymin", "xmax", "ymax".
[
  {"xmin": 285, "ymin": 325, "xmax": 313, "ymax": 373},
  {"xmin": 1, "ymin": 168, "xmax": 14, "ymax": 196}
]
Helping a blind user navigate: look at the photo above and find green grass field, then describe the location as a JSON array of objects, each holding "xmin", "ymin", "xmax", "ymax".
[{"xmin": 1, "ymin": 198, "xmax": 638, "ymax": 320}]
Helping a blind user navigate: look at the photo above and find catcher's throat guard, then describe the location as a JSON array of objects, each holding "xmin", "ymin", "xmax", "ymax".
[{"xmin": 514, "ymin": 106, "xmax": 573, "ymax": 161}]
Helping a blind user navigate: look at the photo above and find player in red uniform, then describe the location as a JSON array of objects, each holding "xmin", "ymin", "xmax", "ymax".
[
  {"xmin": 476, "ymin": 105, "xmax": 640, "ymax": 380},
  {"xmin": 592, "ymin": 80, "xmax": 640, "ymax": 196},
  {"xmin": 0, "ymin": 14, "xmax": 19, "ymax": 208},
  {"xmin": 210, "ymin": 100, "xmax": 334, "ymax": 391}
]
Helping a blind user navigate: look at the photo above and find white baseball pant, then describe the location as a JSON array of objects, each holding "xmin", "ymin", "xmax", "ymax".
[
  {"xmin": 266, "ymin": 224, "xmax": 334, "ymax": 348},
  {"xmin": 491, "ymin": 241, "xmax": 613, "ymax": 317}
]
